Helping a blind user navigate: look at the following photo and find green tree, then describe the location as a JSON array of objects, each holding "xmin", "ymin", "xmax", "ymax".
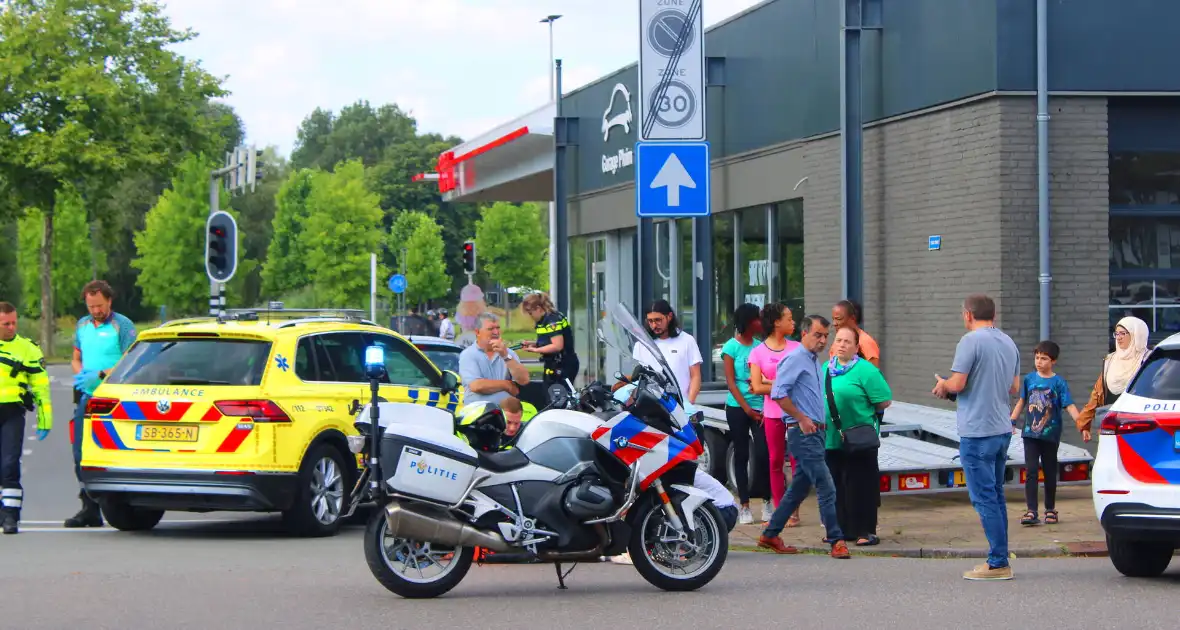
[
  {"xmin": 0, "ymin": 0, "xmax": 227, "ymax": 351},
  {"xmin": 0, "ymin": 220, "xmax": 19, "ymax": 307},
  {"xmin": 300, "ymin": 159, "xmax": 386, "ymax": 307},
  {"xmin": 289, "ymin": 101, "xmax": 479, "ymax": 299},
  {"xmin": 402, "ymin": 217, "xmax": 449, "ymax": 307},
  {"xmin": 261, "ymin": 168, "xmax": 315, "ymax": 298},
  {"xmin": 475, "ymin": 202, "xmax": 548, "ymax": 290},
  {"xmin": 132, "ymin": 155, "xmax": 252, "ymax": 316},
  {"xmin": 16, "ymin": 186, "xmax": 104, "ymax": 318}
]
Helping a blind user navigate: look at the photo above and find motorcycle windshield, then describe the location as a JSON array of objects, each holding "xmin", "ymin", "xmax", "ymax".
[{"xmin": 598, "ymin": 302, "xmax": 684, "ymax": 405}]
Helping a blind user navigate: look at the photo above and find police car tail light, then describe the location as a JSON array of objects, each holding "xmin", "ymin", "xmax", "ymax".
[
  {"xmin": 1100, "ymin": 412, "xmax": 1158, "ymax": 436},
  {"xmin": 85, "ymin": 397, "xmax": 120, "ymax": 415},
  {"xmin": 214, "ymin": 400, "xmax": 291, "ymax": 423}
]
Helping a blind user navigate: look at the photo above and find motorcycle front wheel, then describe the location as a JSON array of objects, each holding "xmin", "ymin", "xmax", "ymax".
[
  {"xmin": 364, "ymin": 510, "xmax": 475, "ymax": 599},
  {"xmin": 628, "ymin": 496, "xmax": 728, "ymax": 592}
]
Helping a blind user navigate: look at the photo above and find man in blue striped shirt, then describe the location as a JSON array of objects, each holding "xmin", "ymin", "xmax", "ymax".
[{"xmin": 758, "ymin": 314, "xmax": 851, "ymax": 559}]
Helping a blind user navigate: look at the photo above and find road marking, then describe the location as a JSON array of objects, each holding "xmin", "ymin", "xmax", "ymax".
[
  {"xmin": 23, "ymin": 449, "xmax": 32, "ymax": 456},
  {"xmin": 19, "ymin": 519, "xmax": 247, "ymax": 525},
  {"xmin": 17, "ymin": 527, "xmax": 118, "ymax": 533}
]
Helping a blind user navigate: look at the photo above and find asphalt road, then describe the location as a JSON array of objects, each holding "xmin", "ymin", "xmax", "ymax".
[{"xmin": 6, "ymin": 367, "xmax": 1178, "ymax": 629}]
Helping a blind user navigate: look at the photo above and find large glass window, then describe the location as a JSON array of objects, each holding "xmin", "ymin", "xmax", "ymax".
[
  {"xmin": 738, "ymin": 207, "xmax": 770, "ymax": 311},
  {"xmin": 774, "ymin": 200, "xmax": 805, "ymax": 334},
  {"xmin": 711, "ymin": 213, "xmax": 735, "ymax": 374},
  {"xmin": 1110, "ymin": 152, "xmax": 1180, "ymax": 207},
  {"xmin": 569, "ymin": 235, "xmax": 590, "ymax": 383},
  {"xmin": 654, "ymin": 221, "xmax": 673, "ymax": 304},
  {"xmin": 677, "ymin": 218, "xmax": 695, "ymax": 333},
  {"xmin": 1109, "ymin": 147, "xmax": 1180, "ymax": 346}
]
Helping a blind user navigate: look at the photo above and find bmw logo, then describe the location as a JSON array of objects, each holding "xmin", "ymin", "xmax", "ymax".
[
  {"xmin": 615, "ymin": 436, "xmax": 629, "ymax": 449},
  {"xmin": 156, "ymin": 399, "xmax": 172, "ymax": 414}
]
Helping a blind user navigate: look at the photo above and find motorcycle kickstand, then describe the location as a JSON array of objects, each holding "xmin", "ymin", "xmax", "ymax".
[{"xmin": 554, "ymin": 562, "xmax": 577, "ymax": 590}]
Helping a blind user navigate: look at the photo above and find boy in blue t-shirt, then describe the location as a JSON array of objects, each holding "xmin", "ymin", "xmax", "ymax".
[{"xmin": 1009, "ymin": 340, "xmax": 1080, "ymax": 526}]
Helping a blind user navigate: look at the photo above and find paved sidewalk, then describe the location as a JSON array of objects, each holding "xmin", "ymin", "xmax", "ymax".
[{"xmin": 730, "ymin": 486, "xmax": 1108, "ymax": 558}]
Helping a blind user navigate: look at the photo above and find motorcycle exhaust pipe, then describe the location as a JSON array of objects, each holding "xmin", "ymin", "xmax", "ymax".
[{"xmin": 384, "ymin": 501, "xmax": 511, "ymax": 553}]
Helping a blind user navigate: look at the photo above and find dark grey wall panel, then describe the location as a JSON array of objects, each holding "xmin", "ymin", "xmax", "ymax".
[{"xmin": 997, "ymin": 0, "xmax": 1180, "ymax": 92}]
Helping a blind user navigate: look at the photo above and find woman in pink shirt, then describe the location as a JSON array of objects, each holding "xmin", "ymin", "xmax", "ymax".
[{"xmin": 748, "ymin": 302, "xmax": 802, "ymax": 527}]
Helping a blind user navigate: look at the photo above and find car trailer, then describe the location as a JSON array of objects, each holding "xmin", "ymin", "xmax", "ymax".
[{"xmin": 693, "ymin": 393, "xmax": 1093, "ymax": 496}]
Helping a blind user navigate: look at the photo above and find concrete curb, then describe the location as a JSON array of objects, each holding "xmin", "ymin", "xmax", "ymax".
[{"xmin": 731, "ymin": 543, "xmax": 1072, "ymax": 559}]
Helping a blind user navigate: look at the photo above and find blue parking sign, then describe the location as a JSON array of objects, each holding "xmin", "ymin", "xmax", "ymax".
[{"xmin": 635, "ymin": 141, "xmax": 710, "ymax": 218}]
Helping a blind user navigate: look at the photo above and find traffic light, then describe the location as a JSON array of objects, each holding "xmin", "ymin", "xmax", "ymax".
[
  {"xmin": 205, "ymin": 211, "xmax": 238, "ymax": 283},
  {"xmin": 247, "ymin": 148, "xmax": 265, "ymax": 192},
  {"xmin": 462, "ymin": 240, "xmax": 476, "ymax": 274}
]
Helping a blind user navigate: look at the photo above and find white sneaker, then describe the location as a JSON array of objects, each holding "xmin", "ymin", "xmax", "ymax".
[
  {"xmin": 761, "ymin": 502, "xmax": 774, "ymax": 523},
  {"xmin": 609, "ymin": 552, "xmax": 633, "ymax": 565},
  {"xmin": 738, "ymin": 506, "xmax": 754, "ymax": 525}
]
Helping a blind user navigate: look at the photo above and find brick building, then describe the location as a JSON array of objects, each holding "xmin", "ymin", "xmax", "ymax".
[{"xmin": 422, "ymin": 0, "xmax": 1178, "ymax": 430}]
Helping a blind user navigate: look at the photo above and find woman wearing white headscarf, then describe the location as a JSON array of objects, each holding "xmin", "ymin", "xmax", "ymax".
[{"xmin": 1075, "ymin": 316, "xmax": 1151, "ymax": 441}]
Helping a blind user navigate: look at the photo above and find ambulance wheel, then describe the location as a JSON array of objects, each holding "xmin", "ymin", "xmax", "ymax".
[
  {"xmin": 99, "ymin": 496, "xmax": 164, "ymax": 532},
  {"xmin": 284, "ymin": 445, "xmax": 348, "ymax": 537},
  {"xmin": 365, "ymin": 510, "xmax": 475, "ymax": 599}
]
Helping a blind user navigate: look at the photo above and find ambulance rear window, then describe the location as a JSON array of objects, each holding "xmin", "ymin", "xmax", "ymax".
[{"xmin": 105, "ymin": 339, "xmax": 272, "ymax": 386}]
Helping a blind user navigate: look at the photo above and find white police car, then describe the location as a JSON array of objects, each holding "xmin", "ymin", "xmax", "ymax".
[{"xmin": 1093, "ymin": 333, "xmax": 1180, "ymax": 577}]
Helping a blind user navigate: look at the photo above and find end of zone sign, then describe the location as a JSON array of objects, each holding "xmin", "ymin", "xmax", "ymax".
[
  {"xmin": 635, "ymin": 141, "xmax": 710, "ymax": 218},
  {"xmin": 638, "ymin": 0, "xmax": 705, "ymax": 141}
]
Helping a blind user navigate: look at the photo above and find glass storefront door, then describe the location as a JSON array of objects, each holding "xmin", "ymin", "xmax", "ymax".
[{"xmin": 591, "ymin": 258, "xmax": 608, "ymax": 380}]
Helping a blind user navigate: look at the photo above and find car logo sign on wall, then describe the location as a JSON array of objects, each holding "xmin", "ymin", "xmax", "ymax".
[
  {"xmin": 156, "ymin": 399, "xmax": 172, "ymax": 415},
  {"xmin": 602, "ymin": 83, "xmax": 633, "ymax": 141}
]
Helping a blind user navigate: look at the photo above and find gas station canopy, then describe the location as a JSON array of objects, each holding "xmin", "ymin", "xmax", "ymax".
[{"xmin": 413, "ymin": 102, "xmax": 556, "ymax": 204}]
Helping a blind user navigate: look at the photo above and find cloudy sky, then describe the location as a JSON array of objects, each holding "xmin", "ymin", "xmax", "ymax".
[{"xmin": 160, "ymin": 0, "xmax": 764, "ymax": 156}]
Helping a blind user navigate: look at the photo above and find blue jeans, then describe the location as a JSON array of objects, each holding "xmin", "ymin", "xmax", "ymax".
[
  {"xmin": 960, "ymin": 433, "xmax": 1012, "ymax": 569},
  {"xmin": 72, "ymin": 394, "xmax": 89, "ymax": 482},
  {"xmin": 719, "ymin": 505, "xmax": 738, "ymax": 532},
  {"xmin": 762, "ymin": 426, "xmax": 844, "ymax": 543}
]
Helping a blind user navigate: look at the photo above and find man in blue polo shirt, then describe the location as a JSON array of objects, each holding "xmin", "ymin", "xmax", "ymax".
[{"xmin": 66, "ymin": 280, "xmax": 137, "ymax": 528}]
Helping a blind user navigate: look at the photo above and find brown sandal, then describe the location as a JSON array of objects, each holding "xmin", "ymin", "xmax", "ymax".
[{"xmin": 1044, "ymin": 510, "xmax": 1058, "ymax": 524}]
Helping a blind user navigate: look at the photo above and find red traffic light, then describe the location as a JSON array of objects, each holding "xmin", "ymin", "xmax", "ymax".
[{"xmin": 210, "ymin": 226, "xmax": 226, "ymax": 237}]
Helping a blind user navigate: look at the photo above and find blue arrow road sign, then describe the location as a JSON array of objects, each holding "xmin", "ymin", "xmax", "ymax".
[
  {"xmin": 635, "ymin": 141, "xmax": 710, "ymax": 218},
  {"xmin": 388, "ymin": 274, "xmax": 407, "ymax": 294}
]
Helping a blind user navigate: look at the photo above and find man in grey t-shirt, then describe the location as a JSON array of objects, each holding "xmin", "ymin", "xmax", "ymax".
[
  {"xmin": 459, "ymin": 312, "xmax": 530, "ymax": 405},
  {"xmin": 933, "ymin": 294, "xmax": 1020, "ymax": 582}
]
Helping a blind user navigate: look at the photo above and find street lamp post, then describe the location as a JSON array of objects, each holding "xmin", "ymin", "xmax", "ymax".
[
  {"xmin": 540, "ymin": 14, "xmax": 562, "ymax": 305},
  {"xmin": 541, "ymin": 14, "xmax": 561, "ymax": 101}
]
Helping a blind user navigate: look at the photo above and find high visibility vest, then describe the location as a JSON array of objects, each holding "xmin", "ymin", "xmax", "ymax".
[{"xmin": 0, "ymin": 334, "xmax": 53, "ymax": 430}]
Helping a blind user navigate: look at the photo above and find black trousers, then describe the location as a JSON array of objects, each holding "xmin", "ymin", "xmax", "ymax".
[
  {"xmin": 826, "ymin": 447, "xmax": 880, "ymax": 539},
  {"xmin": 0, "ymin": 404, "xmax": 26, "ymax": 516},
  {"xmin": 1023, "ymin": 437, "xmax": 1059, "ymax": 512},
  {"xmin": 725, "ymin": 406, "xmax": 770, "ymax": 504}
]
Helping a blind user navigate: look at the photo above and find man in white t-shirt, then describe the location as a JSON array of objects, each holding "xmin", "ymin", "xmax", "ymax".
[{"xmin": 631, "ymin": 300, "xmax": 702, "ymax": 404}]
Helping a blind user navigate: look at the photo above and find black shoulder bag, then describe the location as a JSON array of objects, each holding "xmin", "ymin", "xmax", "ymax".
[{"xmin": 825, "ymin": 368, "xmax": 880, "ymax": 453}]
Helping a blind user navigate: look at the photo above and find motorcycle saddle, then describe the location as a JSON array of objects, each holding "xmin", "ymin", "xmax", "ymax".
[{"xmin": 477, "ymin": 448, "xmax": 530, "ymax": 473}]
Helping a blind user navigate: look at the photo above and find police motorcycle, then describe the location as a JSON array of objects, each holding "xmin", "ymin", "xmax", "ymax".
[{"xmin": 348, "ymin": 302, "xmax": 728, "ymax": 599}]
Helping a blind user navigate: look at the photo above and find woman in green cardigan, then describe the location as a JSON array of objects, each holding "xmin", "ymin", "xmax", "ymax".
[{"xmin": 824, "ymin": 325, "xmax": 893, "ymax": 546}]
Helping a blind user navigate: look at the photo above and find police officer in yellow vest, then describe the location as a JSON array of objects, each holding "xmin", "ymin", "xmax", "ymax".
[
  {"xmin": 454, "ymin": 397, "xmax": 536, "ymax": 452},
  {"xmin": 0, "ymin": 302, "xmax": 53, "ymax": 534}
]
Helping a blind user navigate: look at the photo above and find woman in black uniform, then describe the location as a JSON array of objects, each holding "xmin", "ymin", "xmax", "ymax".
[{"xmin": 520, "ymin": 292, "xmax": 579, "ymax": 388}]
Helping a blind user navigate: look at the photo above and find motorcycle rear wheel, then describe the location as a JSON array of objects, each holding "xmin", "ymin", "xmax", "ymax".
[
  {"xmin": 364, "ymin": 510, "xmax": 475, "ymax": 598},
  {"xmin": 628, "ymin": 497, "xmax": 728, "ymax": 592}
]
